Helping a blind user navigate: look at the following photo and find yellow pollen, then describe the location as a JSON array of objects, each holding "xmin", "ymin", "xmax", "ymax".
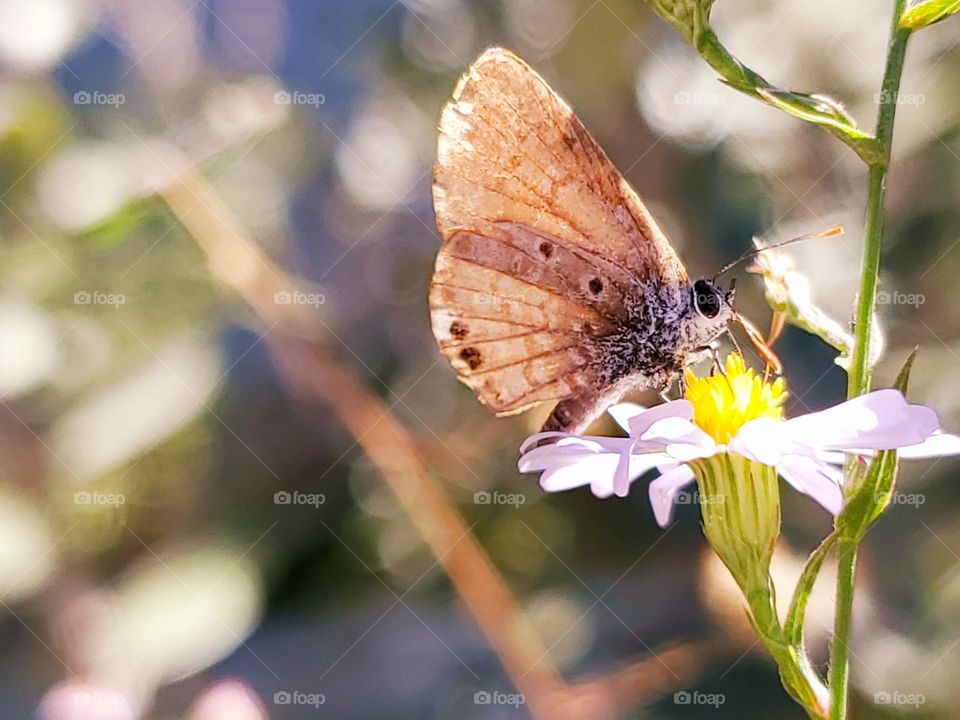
[{"xmin": 684, "ymin": 354, "xmax": 787, "ymax": 444}]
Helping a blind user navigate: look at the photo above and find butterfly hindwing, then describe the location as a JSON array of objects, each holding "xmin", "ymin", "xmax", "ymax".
[
  {"xmin": 430, "ymin": 47, "xmax": 688, "ymax": 418},
  {"xmin": 430, "ymin": 248, "xmax": 606, "ymax": 413}
]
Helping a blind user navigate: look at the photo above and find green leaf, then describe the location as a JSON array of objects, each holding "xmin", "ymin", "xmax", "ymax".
[
  {"xmin": 837, "ymin": 450, "xmax": 891, "ymax": 542},
  {"xmin": 757, "ymin": 89, "xmax": 884, "ymax": 164},
  {"xmin": 893, "ymin": 346, "xmax": 919, "ymax": 393},
  {"xmin": 837, "ymin": 348, "xmax": 918, "ymax": 540},
  {"xmin": 784, "ymin": 531, "xmax": 838, "ymax": 646},
  {"xmin": 645, "ymin": 0, "xmax": 715, "ymax": 44},
  {"xmin": 756, "ymin": 89, "xmax": 883, "ymax": 160},
  {"xmin": 642, "ymin": 0, "xmax": 883, "ymax": 164},
  {"xmin": 900, "ymin": 0, "xmax": 960, "ymax": 30}
]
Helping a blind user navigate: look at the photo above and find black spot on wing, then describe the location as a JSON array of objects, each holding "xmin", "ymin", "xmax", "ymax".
[{"xmin": 459, "ymin": 347, "xmax": 483, "ymax": 370}]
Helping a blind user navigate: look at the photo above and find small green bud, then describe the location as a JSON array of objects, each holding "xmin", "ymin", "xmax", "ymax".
[
  {"xmin": 645, "ymin": 0, "xmax": 715, "ymax": 45},
  {"xmin": 689, "ymin": 453, "xmax": 781, "ymax": 598},
  {"xmin": 900, "ymin": 0, "xmax": 960, "ymax": 30}
]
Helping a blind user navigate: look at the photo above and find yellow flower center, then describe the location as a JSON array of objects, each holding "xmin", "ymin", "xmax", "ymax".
[{"xmin": 684, "ymin": 353, "xmax": 787, "ymax": 444}]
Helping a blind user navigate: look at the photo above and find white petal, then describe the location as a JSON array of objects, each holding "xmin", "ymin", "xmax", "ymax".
[
  {"xmin": 520, "ymin": 431, "xmax": 630, "ymax": 456},
  {"xmin": 907, "ymin": 404, "xmax": 940, "ymax": 437},
  {"xmin": 539, "ymin": 453, "xmax": 619, "ymax": 494},
  {"xmin": 627, "ymin": 399, "xmax": 694, "ymax": 438},
  {"xmin": 648, "ymin": 463, "xmax": 696, "ymax": 527},
  {"xmin": 731, "ymin": 417, "xmax": 794, "ymax": 465},
  {"xmin": 519, "ymin": 436, "xmax": 633, "ymax": 471},
  {"xmin": 782, "ymin": 389, "xmax": 937, "ymax": 451},
  {"xmin": 596, "ymin": 452, "xmax": 674, "ymax": 499},
  {"xmin": 519, "ymin": 431, "xmax": 570, "ymax": 454},
  {"xmin": 608, "ymin": 403, "xmax": 646, "ymax": 433},
  {"xmin": 814, "ymin": 449, "xmax": 847, "ymax": 465},
  {"xmin": 813, "ymin": 433, "xmax": 960, "ymax": 462},
  {"xmin": 519, "ymin": 432, "xmax": 672, "ymax": 500},
  {"xmin": 612, "ymin": 440, "xmax": 638, "ymax": 498},
  {"xmin": 777, "ymin": 455, "xmax": 844, "ymax": 515},
  {"xmin": 898, "ymin": 432, "xmax": 960, "ymax": 458},
  {"xmin": 640, "ymin": 416, "xmax": 716, "ymax": 461}
]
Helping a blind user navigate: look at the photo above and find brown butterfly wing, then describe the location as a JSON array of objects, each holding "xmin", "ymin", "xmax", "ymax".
[{"xmin": 430, "ymin": 47, "xmax": 688, "ymax": 417}]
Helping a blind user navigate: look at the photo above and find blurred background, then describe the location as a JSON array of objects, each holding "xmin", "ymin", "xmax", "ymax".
[{"xmin": 0, "ymin": 0, "xmax": 959, "ymax": 718}]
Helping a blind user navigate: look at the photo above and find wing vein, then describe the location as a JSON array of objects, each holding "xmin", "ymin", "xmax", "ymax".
[{"xmin": 462, "ymin": 345, "xmax": 584, "ymax": 378}]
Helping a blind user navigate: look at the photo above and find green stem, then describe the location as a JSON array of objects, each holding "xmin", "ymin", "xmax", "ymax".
[
  {"xmin": 829, "ymin": 539, "xmax": 858, "ymax": 720},
  {"xmin": 831, "ymin": 3, "xmax": 912, "ymax": 719},
  {"xmin": 692, "ymin": 25, "xmax": 883, "ymax": 164},
  {"xmin": 744, "ymin": 573, "xmax": 829, "ymax": 718},
  {"xmin": 846, "ymin": 1, "xmax": 912, "ymax": 398}
]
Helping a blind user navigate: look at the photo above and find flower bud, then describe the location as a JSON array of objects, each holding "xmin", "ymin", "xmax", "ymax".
[{"xmin": 689, "ymin": 453, "xmax": 781, "ymax": 609}]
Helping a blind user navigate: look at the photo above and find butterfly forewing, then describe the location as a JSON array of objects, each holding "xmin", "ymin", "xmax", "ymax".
[{"xmin": 430, "ymin": 47, "xmax": 688, "ymax": 417}]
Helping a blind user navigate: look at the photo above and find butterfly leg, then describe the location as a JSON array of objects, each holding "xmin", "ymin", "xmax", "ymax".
[
  {"xmin": 708, "ymin": 343, "xmax": 727, "ymax": 378},
  {"xmin": 725, "ymin": 328, "xmax": 744, "ymax": 358}
]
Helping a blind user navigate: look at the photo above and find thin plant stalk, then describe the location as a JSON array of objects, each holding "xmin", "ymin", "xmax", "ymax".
[
  {"xmin": 846, "ymin": 0, "xmax": 912, "ymax": 398},
  {"xmin": 832, "ymin": 2, "xmax": 911, "ymax": 718}
]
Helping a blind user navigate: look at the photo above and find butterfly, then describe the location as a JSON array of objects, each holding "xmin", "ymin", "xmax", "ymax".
[{"xmin": 429, "ymin": 47, "xmax": 771, "ymax": 434}]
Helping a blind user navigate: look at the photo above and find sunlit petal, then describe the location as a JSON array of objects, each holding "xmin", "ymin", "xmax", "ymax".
[{"xmin": 648, "ymin": 464, "xmax": 696, "ymax": 527}]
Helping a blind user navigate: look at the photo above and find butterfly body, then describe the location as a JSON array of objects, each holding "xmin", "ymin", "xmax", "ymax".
[{"xmin": 430, "ymin": 48, "xmax": 734, "ymax": 433}]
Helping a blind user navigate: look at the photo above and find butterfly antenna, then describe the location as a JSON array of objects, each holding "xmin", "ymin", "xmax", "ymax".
[{"xmin": 713, "ymin": 225, "xmax": 844, "ymax": 280}]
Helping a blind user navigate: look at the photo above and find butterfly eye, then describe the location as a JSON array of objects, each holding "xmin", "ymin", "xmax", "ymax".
[{"xmin": 693, "ymin": 280, "xmax": 722, "ymax": 319}]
